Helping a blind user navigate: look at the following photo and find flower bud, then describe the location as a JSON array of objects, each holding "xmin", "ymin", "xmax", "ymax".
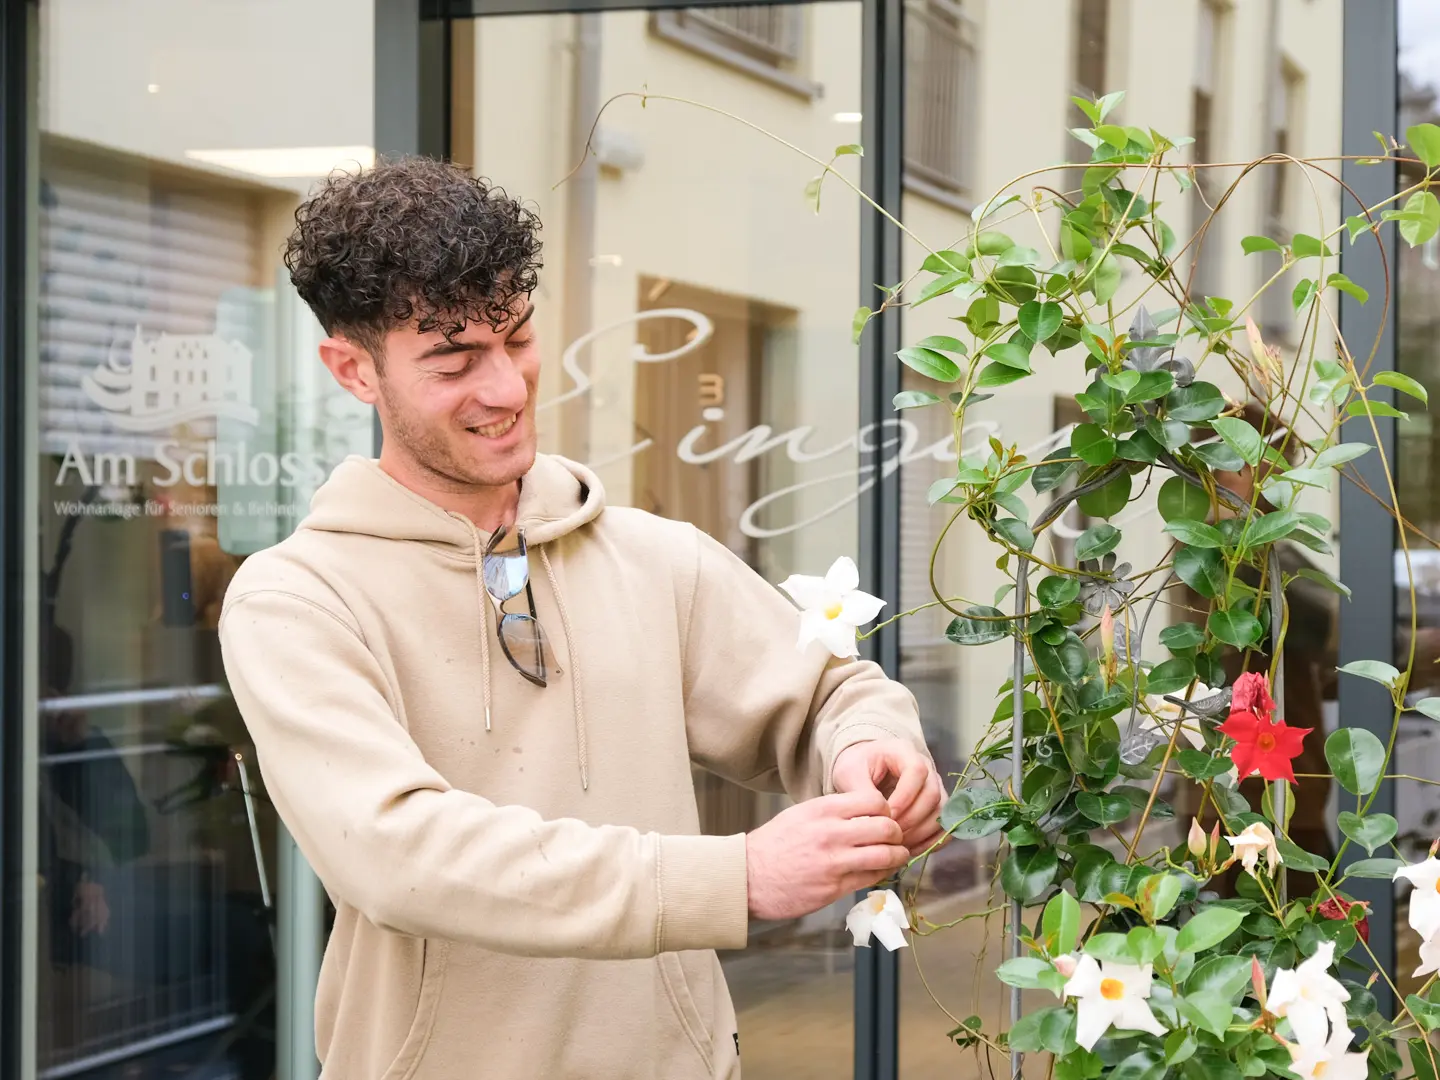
[
  {"xmin": 1099, "ymin": 605, "xmax": 1115, "ymax": 664},
  {"xmin": 1054, "ymin": 954, "xmax": 1078, "ymax": 978},
  {"xmin": 1187, "ymin": 818, "xmax": 1207, "ymax": 859}
]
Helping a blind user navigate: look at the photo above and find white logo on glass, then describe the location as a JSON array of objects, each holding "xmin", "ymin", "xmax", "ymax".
[{"xmin": 81, "ymin": 328, "xmax": 260, "ymax": 432}]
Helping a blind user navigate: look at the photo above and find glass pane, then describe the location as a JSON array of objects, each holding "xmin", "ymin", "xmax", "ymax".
[
  {"xmin": 1395, "ymin": 0, "xmax": 1440, "ymax": 1003},
  {"xmin": 898, "ymin": 2, "xmax": 1346, "ymax": 1073},
  {"xmin": 32, "ymin": 3, "xmax": 374, "ymax": 1077},
  {"xmin": 457, "ymin": 6, "xmax": 863, "ymax": 1074}
]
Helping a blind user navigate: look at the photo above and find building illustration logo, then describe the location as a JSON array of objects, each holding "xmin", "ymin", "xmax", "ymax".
[{"xmin": 81, "ymin": 327, "xmax": 260, "ymax": 432}]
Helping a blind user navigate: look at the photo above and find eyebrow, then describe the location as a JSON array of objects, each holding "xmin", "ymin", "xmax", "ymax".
[{"xmin": 416, "ymin": 304, "xmax": 537, "ymax": 361}]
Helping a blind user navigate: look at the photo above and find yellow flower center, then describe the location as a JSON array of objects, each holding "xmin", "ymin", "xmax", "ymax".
[
  {"xmin": 1100, "ymin": 978, "xmax": 1125, "ymax": 1001},
  {"xmin": 825, "ymin": 601, "xmax": 844, "ymax": 620},
  {"xmin": 1433, "ymin": 878, "xmax": 1440, "ymax": 895},
  {"xmin": 1257, "ymin": 732, "xmax": 1276, "ymax": 752},
  {"xmin": 1314, "ymin": 1061, "xmax": 1328, "ymax": 1078},
  {"xmin": 868, "ymin": 893, "xmax": 887, "ymax": 913}
]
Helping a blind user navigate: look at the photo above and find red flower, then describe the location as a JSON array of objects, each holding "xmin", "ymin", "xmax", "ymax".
[
  {"xmin": 1317, "ymin": 897, "xmax": 1370, "ymax": 943},
  {"xmin": 1217, "ymin": 706, "xmax": 1311, "ymax": 784},
  {"xmin": 1230, "ymin": 671, "xmax": 1276, "ymax": 722}
]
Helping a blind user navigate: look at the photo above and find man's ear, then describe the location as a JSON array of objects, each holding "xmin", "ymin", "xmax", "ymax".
[{"xmin": 318, "ymin": 336, "xmax": 380, "ymax": 405}]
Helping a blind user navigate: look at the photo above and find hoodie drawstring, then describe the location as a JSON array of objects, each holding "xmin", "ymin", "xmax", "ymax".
[
  {"xmin": 467, "ymin": 522, "xmax": 495, "ymax": 732},
  {"xmin": 540, "ymin": 546, "xmax": 588, "ymax": 792}
]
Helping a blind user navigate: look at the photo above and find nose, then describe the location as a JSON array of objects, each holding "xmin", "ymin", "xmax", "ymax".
[{"xmin": 472, "ymin": 353, "xmax": 529, "ymax": 415}]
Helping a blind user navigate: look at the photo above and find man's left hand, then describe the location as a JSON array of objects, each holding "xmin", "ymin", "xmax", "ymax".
[{"xmin": 831, "ymin": 739, "xmax": 946, "ymax": 857}]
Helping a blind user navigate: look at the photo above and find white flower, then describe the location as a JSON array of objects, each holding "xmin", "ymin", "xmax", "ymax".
[
  {"xmin": 1226, "ymin": 822, "xmax": 1282, "ymax": 878},
  {"xmin": 1394, "ymin": 856, "xmax": 1440, "ymax": 940},
  {"xmin": 1268, "ymin": 941, "xmax": 1351, "ymax": 1050},
  {"xmin": 778, "ymin": 556, "xmax": 885, "ymax": 658},
  {"xmin": 1062, "ymin": 954, "xmax": 1167, "ymax": 1051},
  {"xmin": 845, "ymin": 889, "xmax": 908, "ymax": 951},
  {"xmin": 1415, "ymin": 932, "xmax": 1440, "ymax": 978},
  {"xmin": 1286, "ymin": 1029, "xmax": 1369, "ymax": 1080}
]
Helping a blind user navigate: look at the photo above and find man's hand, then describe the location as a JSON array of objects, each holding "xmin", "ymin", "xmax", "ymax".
[
  {"xmin": 745, "ymin": 791, "xmax": 910, "ymax": 922},
  {"xmin": 831, "ymin": 739, "xmax": 945, "ymax": 857}
]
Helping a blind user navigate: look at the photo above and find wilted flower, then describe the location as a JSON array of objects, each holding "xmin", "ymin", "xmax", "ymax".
[
  {"xmin": 1077, "ymin": 553, "xmax": 1136, "ymax": 617},
  {"xmin": 1225, "ymin": 821, "xmax": 1282, "ymax": 877},
  {"xmin": 845, "ymin": 889, "xmax": 909, "ymax": 951},
  {"xmin": 1122, "ymin": 306, "xmax": 1195, "ymax": 387},
  {"xmin": 778, "ymin": 556, "xmax": 885, "ymax": 658},
  {"xmin": 1316, "ymin": 896, "xmax": 1370, "ymax": 944}
]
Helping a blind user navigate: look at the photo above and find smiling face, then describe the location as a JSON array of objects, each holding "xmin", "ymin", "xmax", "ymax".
[{"xmin": 319, "ymin": 301, "xmax": 541, "ymax": 501}]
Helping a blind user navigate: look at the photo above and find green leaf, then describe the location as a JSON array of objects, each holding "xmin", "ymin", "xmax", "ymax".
[
  {"xmin": 1077, "ymin": 472, "xmax": 1132, "ymax": 519},
  {"xmin": 1392, "ymin": 191, "xmax": 1440, "ymax": 246},
  {"xmin": 1033, "ymin": 632, "xmax": 1091, "ymax": 687},
  {"xmin": 1008, "ymin": 1006, "xmax": 1076, "ymax": 1055},
  {"xmin": 1019, "ymin": 301, "xmax": 1064, "ymax": 343},
  {"xmin": 1101, "ymin": 370, "xmax": 1143, "ymax": 397},
  {"xmin": 1186, "ymin": 954, "xmax": 1253, "ymax": 1001},
  {"xmin": 1409, "ymin": 121, "xmax": 1440, "ymax": 168},
  {"xmin": 1342, "ymin": 857, "xmax": 1404, "ymax": 879},
  {"xmin": 993, "ymin": 517, "xmax": 1035, "ymax": 552},
  {"xmin": 1084, "ymin": 933, "xmax": 1133, "ymax": 963},
  {"xmin": 1163, "ymin": 519, "xmax": 1223, "ymax": 549},
  {"xmin": 851, "ymin": 306, "xmax": 873, "ymax": 344},
  {"xmin": 1326, "ymin": 272, "xmax": 1369, "ymax": 305},
  {"xmin": 996, "ymin": 956, "xmax": 1062, "ymax": 991},
  {"xmin": 1072, "ymin": 423, "xmax": 1117, "ymax": 466},
  {"xmin": 1375, "ymin": 370, "xmax": 1429, "ymax": 406},
  {"xmin": 1211, "ymin": 416, "xmax": 1264, "ymax": 467},
  {"xmin": 1166, "ymin": 381, "xmax": 1226, "ymax": 421},
  {"xmin": 1346, "ymin": 214, "xmax": 1373, "ymax": 242},
  {"xmin": 1126, "ymin": 370, "xmax": 1175, "ymax": 403},
  {"xmin": 1116, "ymin": 431, "xmax": 1161, "ymax": 463},
  {"xmin": 1415, "ymin": 697, "xmax": 1440, "ymax": 721},
  {"xmin": 1337, "ymin": 659, "xmax": 1401, "ymax": 688},
  {"xmin": 897, "ymin": 346, "xmax": 961, "ymax": 382},
  {"xmin": 1312, "ymin": 443, "xmax": 1372, "ymax": 470},
  {"xmin": 914, "ymin": 270, "xmax": 975, "ymax": 308},
  {"xmin": 1076, "ymin": 792, "xmax": 1133, "ymax": 826},
  {"xmin": 1061, "ymin": 219, "xmax": 1093, "ymax": 261},
  {"xmin": 1241, "ymin": 235, "xmax": 1283, "ymax": 255},
  {"xmin": 1414, "ymin": 1039, "xmax": 1439, "ymax": 1080},
  {"xmin": 1174, "ymin": 545, "xmax": 1225, "ymax": 599},
  {"xmin": 1175, "ymin": 907, "xmax": 1245, "ymax": 953},
  {"xmin": 1409, "ymin": 995, "xmax": 1440, "ymax": 1034},
  {"xmin": 1179, "ymin": 991, "xmax": 1232, "ymax": 1037},
  {"xmin": 922, "ymin": 249, "xmax": 970, "ymax": 274},
  {"xmin": 1325, "ymin": 727, "xmax": 1386, "ymax": 796},
  {"xmin": 1143, "ymin": 873, "xmax": 1184, "ymax": 921},
  {"xmin": 1165, "ymin": 1031, "xmax": 1198, "ymax": 1067},
  {"xmin": 1293, "ymin": 278, "xmax": 1317, "ymax": 312},
  {"xmin": 984, "ymin": 341, "xmax": 1032, "ymax": 371},
  {"xmin": 1192, "ymin": 441, "xmax": 1247, "ymax": 472},
  {"xmin": 1038, "ymin": 575, "xmax": 1082, "ymax": 608},
  {"xmin": 940, "ymin": 786, "xmax": 1014, "ymax": 838},
  {"xmin": 1146, "ymin": 416, "xmax": 1190, "ymax": 452},
  {"xmin": 1075, "ymin": 523, "xmax": 1121, "ymax": 562},
  {"xmin": 969, "ymin": 229, "xmax": 1015, "ymax": 254},
  {"xmin": 1033, "ymin": 448, "xmax": 1079, "ymax": 494},
  {"xmin": 914, "ymin": 334, "xmax": 968, "ymax": 355},
  {"xmin": 1147, "ymin": 658, "xmax": 1197, "ymax": 696},
  {"xmin": 1001, "ymin": 846, "xmax": 1060, "ymax": 903},
  {"xmin": 1243, "ymin": 510, "xmax": 1301, "ymax": 549},
  {"xmin": 945, "ymin": 606, "xmax": 1011, "ymax": 646},
  {"xmin": 1347, "ymin": 398, "xmax": 1410, "ymax": 422},
  {"xmin": 1275, "ymin": 839, "xmax": 1329, "ymax": 873},
  {"xmin": 1208, "ymin": 609, "xmax": 1262, "ymax": 648},
  {"xmin": 1043, "ymin": 889, "xmax": 1082, "ymax": 955},
  {"xmin": 1291, "ymin": 233, "xmax": 1335, "ymax": 259},
  {"xmin": 1158, "ymin": 477, "xmax": 1211, "ymax": 522},
  {"xmin": 978, "ymin": 362, "xmax": 1031, "ymax": 388},
  {"xmin": 1338, "ymin": 811, "xmax": 1398, "ymax": 855},
  {"xmin": 892, "ymin": 390, "xmax": 941, "ymax": 410},
  {"xmin": 1295, "ymin": 566, "xmax": 1351, "ymax": 599},
  {"xmin": 1160, "ymin": 623, "xmax": 1204, "ymax": 652},
  {"xmin": 1092, "ymin": 253, "xmax": 1122, "ymax": 304}
]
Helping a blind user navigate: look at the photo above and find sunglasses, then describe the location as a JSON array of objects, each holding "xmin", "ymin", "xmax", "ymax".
[{"xmin": 482, "ymin": 525, "xmax": 557, "ymax": 688}]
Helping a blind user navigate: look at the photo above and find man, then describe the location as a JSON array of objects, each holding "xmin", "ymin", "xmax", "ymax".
[{"xmin": 218, "ymin": 156, "xmax": 943, "ymax": 1080}]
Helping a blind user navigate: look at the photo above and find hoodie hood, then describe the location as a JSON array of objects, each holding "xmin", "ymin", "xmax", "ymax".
[
  {"xmin": 301, "ymin": 452, "xmax": 605, "ymax": 787},
  {"xmin": 302, "ymin": 452, "xmax": 605, "ymax": 550}
]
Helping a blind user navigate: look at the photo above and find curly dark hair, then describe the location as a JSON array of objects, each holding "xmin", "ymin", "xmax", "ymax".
[{"xmin": 283, "ymin": 156, "xmax": 543, "ymax": 363}]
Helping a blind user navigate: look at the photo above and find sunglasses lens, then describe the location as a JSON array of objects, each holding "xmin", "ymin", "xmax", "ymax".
[
  {"xmin": 498, "ymin": 614, "xmax": 559, "ymax": 686},
  {"xmin": 484, "ymin": 552, "xmax": 529, "ymax": 602}
]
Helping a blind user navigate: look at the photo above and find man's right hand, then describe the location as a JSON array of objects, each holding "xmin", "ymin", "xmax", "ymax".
[{"xmin": 744, "ymin": 790, "xmax": 910, "ymax": 922}]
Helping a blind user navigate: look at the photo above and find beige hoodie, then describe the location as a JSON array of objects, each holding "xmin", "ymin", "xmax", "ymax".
[{"xmin": 218, "ymin": 453, "xmax": 928, "ymax": 1080}]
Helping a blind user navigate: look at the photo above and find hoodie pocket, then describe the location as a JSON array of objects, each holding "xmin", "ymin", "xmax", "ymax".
[
  {"xmin": 380, "ymin": 938, "xmax": 450, "ymax": 1080},
  {"xmin": 657, "ymin": 951, "xmax": 715, "ymax": 1073}
]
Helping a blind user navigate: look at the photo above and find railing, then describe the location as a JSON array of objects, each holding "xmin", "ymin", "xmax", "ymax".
[
  {"xmin": 904, "ymin": 1, "xmax": 978, "ymax": 195},
  {"xmin": 682, "ymin": 5, "xmax": 803, "ymax": 64}
]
